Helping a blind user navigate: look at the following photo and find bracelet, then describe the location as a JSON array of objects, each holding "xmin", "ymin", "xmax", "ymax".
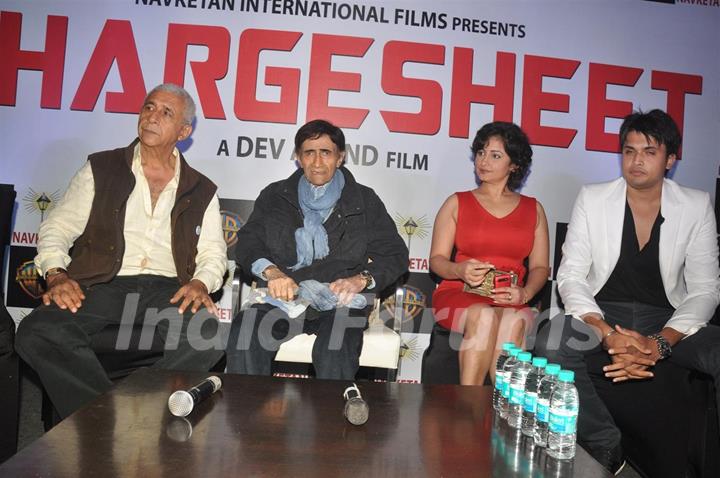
[
  {"xmin": 648, "ymin": 333, "xmax": 672, "ymax": 360},
  {"xmin": 602, "ymin": 329, "xmax": 617, "ymax": 341}
]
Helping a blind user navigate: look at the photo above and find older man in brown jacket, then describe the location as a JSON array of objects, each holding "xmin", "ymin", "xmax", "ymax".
[{"xmin": 16, "ymin": 84, "xmax": 226, "ymax": 419}]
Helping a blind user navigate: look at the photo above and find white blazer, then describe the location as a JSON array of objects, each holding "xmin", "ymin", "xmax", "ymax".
[{"xmin": 557, "ymin": 178, "xmax": 720, "ymax": 336}]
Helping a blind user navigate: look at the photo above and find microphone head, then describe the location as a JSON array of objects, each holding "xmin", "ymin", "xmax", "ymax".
[
  {"xmin": 344, "ymin": 397, "xmax": 369, "ymax": 426},
  {"xmin": 168, "ymin": 390, "xmax": 194, "ymax": 417}
]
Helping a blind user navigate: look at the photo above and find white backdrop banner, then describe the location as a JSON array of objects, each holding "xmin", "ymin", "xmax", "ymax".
[{"xmin": 1, "ymin": 0, "xmax": 719, "ymax": 379}]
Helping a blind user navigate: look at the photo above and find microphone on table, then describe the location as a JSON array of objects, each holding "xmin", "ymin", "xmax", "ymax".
[
  {"xmin": 343, "ymin": 383, "xmax": 369, "ymax": 426},
  {"xmin": 168, "ymin": 376, "xmax": 222, "ymax": 417}
]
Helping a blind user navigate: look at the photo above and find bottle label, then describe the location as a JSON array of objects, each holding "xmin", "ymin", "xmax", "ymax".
[
  {"xmin": 509, "ymin": 384, "xmax": 525, "ymax": 405},
  {"xmin": 549, "ymin": 408, "xmax": 578, "ymax": 434},
  {"xmin": 536, "ymin": 399, "xmax": 549, "ymax": 422},
  {"xmin": 495, "ymin": 374, "xmax": 504, "ymax": 391},
  {"xmin": 503, "ymin": 379, "xmax": 511, "ymax": 398},
  {"xmin": 523, "ymin": 392, "xmax": 537, "ymax": 412}
]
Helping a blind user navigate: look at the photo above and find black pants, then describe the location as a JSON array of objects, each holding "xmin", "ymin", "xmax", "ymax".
[
  {"xmin": 15, "ymin": 275, "xmax": 224, "ymax": 418},
  {"xmin": 534, "ymin": 301, "xmax": 720, "ymax": 453},
  {"xmin": 225, "ymin": 303, "xmax": 370, "ymax": 380}
]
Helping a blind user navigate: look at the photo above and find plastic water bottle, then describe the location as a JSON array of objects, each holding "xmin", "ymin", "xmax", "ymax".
[
  {"xmin": 500, "ymin": 347, "xmax": 522, "ymax": 419},
  {"xmin": 507, "ymin": 351, "xmax": 533, "ymax": 428},
  {"xmin": 534, "ymin": 363, "xmax": 561, "ymax": 447},
  {"xmin": 547, "ymin": 370, "xmax": 579, "ymax": 460},
  {"xmin": 521, "ymin": 357, "xmax": 548, "ymax": 437},
  {"xmin": 493, "ymin": 342, "xmax": 517, "ymax": 412}
]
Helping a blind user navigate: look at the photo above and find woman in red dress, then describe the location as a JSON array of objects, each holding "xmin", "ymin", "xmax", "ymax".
[{"xmin": 430, "ymin": 122, "xmax": 549, "ymax": 386}]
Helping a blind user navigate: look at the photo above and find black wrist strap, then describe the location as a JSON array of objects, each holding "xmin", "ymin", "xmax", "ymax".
[{"xmin": 649, "ymin": 333, "xmax": 672, "ymax": 359}]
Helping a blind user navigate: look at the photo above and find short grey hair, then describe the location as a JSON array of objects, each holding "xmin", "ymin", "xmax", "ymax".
[{"xmin": 145, "ymin": 83, "xmax": 196, "ymax": 125}]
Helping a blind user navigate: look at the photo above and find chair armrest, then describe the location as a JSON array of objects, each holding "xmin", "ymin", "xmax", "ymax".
[
  {"xmin": 231, "ymin": 268, "xmax": 257, "ymax": 315},
  {"xmin": 392, "ymin": 285, "xmax": 405, "ymax": 334},
  {"xmin": 231, "ymin": 267, "xmax": 242, "ymax": 316}
]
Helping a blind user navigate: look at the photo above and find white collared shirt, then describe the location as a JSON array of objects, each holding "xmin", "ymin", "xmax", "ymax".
[{"xmin": 35, "ymin": 145, "xmax": 227, "ymax": 292}]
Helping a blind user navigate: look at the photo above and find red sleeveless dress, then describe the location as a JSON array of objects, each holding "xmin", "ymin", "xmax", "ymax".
[{"xmin": 432, "ymin": 191, "xmax": 537, "ymax": 332}]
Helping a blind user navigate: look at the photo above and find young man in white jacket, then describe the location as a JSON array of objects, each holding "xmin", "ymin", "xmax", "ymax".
[{"xmin": 534, "ymin": 109, "xmax": 720, "ymax": 475}]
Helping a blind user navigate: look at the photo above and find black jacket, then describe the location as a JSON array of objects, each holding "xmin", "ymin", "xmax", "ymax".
[{"xmin": 236, "ymin": 167, "xmax": 408, "ymax": 292}]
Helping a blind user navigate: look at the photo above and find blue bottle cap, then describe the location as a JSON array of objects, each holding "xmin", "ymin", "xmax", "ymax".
[
  {"xmin": 517, "ymin": 352, "xmax": 532, "ymax": 362},
  {"xmin": 502, "ymin": 342, "xmax": 516, "ymax": 351},
  {"xmin": 509, "ymin": 348, "xmax": 521, "ymax": 357},
  {"xmin": 544, "ymin": 364, "xmax": 561, "ymax": 375},
  {"xmin": 532, "ymin": 357, "xmax": 548, "ymax": 368},
  {"xmin": 558, "ymin": 370, "xmax": 575, "ymax": 382}
]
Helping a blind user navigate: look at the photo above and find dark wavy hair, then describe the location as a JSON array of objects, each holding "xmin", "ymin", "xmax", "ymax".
[
  {"xmin": 619, "ymin": 109, "xmax": 681, "ymax": 159},
  {"xmin": 471, "ymin": 121, "xmax": 532, "ymax": 191},
  {"xmin": 294, "ymin": 119, "xmax": 346, "ymax": 154}
]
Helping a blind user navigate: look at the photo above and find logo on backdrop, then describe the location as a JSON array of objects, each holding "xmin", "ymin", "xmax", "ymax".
[
  {"xmin": 16, "ymin": 260, "xmax": 44, "ymax": 299},
  {"xmin": 220, "ymin": 210, "xmax": 245, "ymax": 248},
  {"xmin": 647, "ymin": 0, "xmax": 720, "ymax": 7},
  {"xmin": 383, "ymin": 272, "xmax": 440, "ymax": 334},
  {"xmin": 393, "ymin": 213, "xmax": 431, "ymax": 251},
  {"xmin": 382, "ymin": 272, "xmax": 436, "ymax": 333},
  {"xmin": 6, "ymin": 246, "xmax": 43, "ymax": 308},
  {"xmin": 23, "ymin": 188, "xmax": 61, "ymax": 222},
  {"xmin": 218, "ymin": 198, "xmax": 256, "ymax": 261},
  {"xmin": 382, "ymin": 284, "xmax": 427, "ymax": 325},
  {"xmin": 399, "ymin": 336, "xmax": 422, "ymax": 362}
]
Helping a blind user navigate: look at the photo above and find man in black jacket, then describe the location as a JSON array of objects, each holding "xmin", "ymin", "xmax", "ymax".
[{"xmin": 227, "ymin": 119, "xmax": 408, "ymax": 379}]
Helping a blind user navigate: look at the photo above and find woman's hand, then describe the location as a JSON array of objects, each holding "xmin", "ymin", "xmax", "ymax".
[
  {"xmin": 454, "ymin": 259, "xmax": 494, "ymax": 287},
  {"xmin": 491, "ymin": 284, "xmax": 528, "ymax": 305}
]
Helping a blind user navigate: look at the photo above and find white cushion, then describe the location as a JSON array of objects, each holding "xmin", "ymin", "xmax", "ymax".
[{"xmin": 274, "ymin": 323, "xmax": 401, "ymax": 370}]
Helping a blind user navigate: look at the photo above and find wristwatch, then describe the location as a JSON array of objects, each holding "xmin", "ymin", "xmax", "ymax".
[
  {"xmin": 44, "ymin": 267, "xmax": 67, "ymax": 280},
  {"xmin": 359, "ymin": 270, "xmax": 374, "ymax": 289},
  {"xmin": 648, "ymin": 333, "xmax": 672, "ymax": 360}
]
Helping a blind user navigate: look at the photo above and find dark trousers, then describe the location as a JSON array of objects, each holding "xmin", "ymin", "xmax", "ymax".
[
  {"xmin": 534, "ymin": 301, "xmax": 720, "ymax": 452},
  {"xmin": 0, "ymin": 293, "xmax": 18, "ymax": 463},
  {"xmin": 226, "ymin": 303, "xmax": 370, "ymax": 380},
  {"xmin": 15, "ymin": 275, "xmax": 224, "ymax": 418}
]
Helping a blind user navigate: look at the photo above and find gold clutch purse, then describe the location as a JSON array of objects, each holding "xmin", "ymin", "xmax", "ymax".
[{"xmin": 463, "ymin": 269, "xmax": 518, "ymax": 297}]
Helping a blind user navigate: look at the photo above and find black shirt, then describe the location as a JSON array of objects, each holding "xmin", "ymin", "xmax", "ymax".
[{"xmin": 595, "ymin": 201, "xmax": 674, "ymax": 309}]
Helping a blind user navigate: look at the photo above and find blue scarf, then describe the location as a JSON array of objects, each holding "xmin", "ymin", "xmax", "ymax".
[
  {"xmin": 297, "ymin": 280, "xmax": 367, "ymax": 311},
  {"xmin": 252, "ymin": 280, "xmax": 367, "ymax": 318},
  {"xmin": 290, "ymin": 171, "xmax": 345, "ymax": 271}
]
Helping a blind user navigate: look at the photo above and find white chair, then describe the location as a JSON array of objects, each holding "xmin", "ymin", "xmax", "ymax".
[{"xmin": 231, "ymin": 273, "xmax": 405, "ymax": 380}]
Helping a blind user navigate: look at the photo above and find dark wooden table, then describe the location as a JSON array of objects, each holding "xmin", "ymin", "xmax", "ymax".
[{"xmin": 1, "ymin": 368, "xmax": 610, "ymax": 477}]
